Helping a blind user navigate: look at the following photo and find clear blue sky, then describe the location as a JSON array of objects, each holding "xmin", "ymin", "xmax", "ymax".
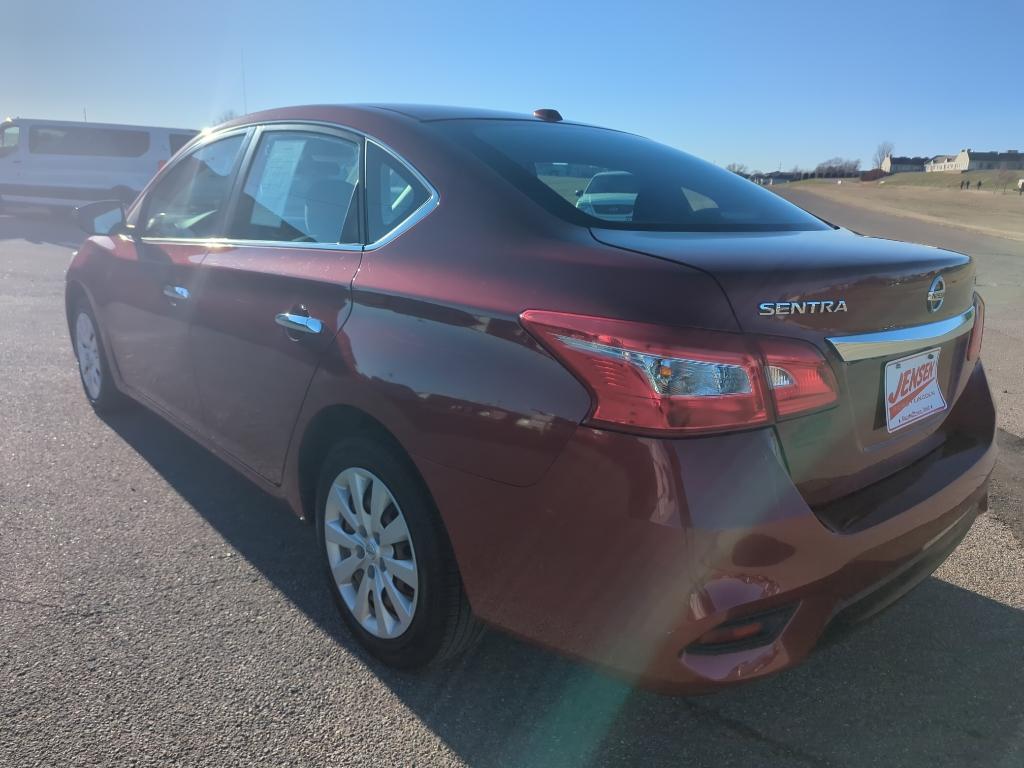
[{"xmin": 5, "ymin": 0, "xmax": 1020, "ymax": 171}]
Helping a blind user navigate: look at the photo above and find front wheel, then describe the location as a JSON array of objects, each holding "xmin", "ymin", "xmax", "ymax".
[
  {"xmin": 73, "ymin": 302, "xmax": 123, "ymax": 412},
  {"xmin": 315, "ymin": 436, "xmax": 482, "ymax": 668}
]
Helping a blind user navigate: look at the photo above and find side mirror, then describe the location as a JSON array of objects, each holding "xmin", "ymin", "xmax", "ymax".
[
  {"xmin": 74, "ymin": 200, "xmax": 126, "ymax": 236},
  {"xmin": 574, "ymin": 189, "xmax": 583, "ymax": 198}
]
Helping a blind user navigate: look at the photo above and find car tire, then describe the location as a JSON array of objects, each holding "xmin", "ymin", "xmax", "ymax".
[
  {"xmin": 315, "ymin": 435, "xmax": 483, "ymax": 668},
  {"xmin": 72, "ymin": 300, "xmax": 123, "ymax": 412}
]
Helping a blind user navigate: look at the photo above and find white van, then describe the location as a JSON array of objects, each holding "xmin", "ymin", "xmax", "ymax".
[{"xmin": 0, "ymin": 117, "xmax": 197, "ymax": 210}]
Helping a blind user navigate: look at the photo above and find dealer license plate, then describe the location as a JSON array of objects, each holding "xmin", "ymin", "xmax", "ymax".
[{"xmin": 884, "ymin": 347, "xmax": 947, "ymax": 433}]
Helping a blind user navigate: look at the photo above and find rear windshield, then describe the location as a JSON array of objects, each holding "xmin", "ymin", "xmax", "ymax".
[
  {"xmin": 585, "ymin": 172, "xmax": 636, "ymax": 194},
  {"xmin": 438, "ymin": 120, "xmax": 828, "ymax": 233}
]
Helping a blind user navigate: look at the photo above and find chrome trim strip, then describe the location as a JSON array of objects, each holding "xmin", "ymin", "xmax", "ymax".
[
  {"xmin": 140, "ymin": 236, "xmax": 363, "ymax": 252},
  {"xmin": 826, "ymin": 306, "xmax": 975, "ymax": 362}
]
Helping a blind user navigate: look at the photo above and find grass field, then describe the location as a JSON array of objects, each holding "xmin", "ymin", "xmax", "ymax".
[
  {"xmin": 539, "ymin": 175, "xmax": 589, "ymax": 203},
  {"xmin": 880, "ymin": 170, "xmax": 1024, "ymax": 193},
  {"xmin": 789, "ymin": 169, "xmax": 1024, "ymax": 194},
  {"xmin": 783, "ymin": 174, "xmax": 1024, "ymax": 241}
]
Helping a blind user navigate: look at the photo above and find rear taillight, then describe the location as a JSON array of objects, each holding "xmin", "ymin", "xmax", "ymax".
[
  {"xmin": 520, "ymin": 310, "xmax": 837, "ymax": 436},
  {"xmin": 967, "ymin": 294, "xmax": 985, "ymax": 361},
  {"xmin": 759, "ymin": 337, "xmax": 840, "ymax": 418}
]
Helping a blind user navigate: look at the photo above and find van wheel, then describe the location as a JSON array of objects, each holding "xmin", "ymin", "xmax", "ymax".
[
  {"xmin": 72, "ymin": 301, "xmax": 123, "ymax": 412},
  {"xmin": 315, "ymin": 435, "xmax": 483, "ymax": 668}
]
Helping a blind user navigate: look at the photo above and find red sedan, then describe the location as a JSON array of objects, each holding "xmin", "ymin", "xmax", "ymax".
[{"xmin": 66, "ymin": 105, "xmax": 994, "ymax": 692}]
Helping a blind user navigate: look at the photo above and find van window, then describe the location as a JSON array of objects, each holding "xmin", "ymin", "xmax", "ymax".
[
  {"xmin": 0, "ymin": 124, "xmax": 19, "ymax": 157},
  {"xmin": 365, "ymin": 142, "xmax": 431, "ymax": 243},
  {"xmin": 29, "ymin": 125, "xmax": 150, "ymax": 158},
  {"xmin": 169, "ymin": 132, "xmax": 196, "ymax": 155},
  {"xmin": 141, "ymin": 134, "xmax": 245, "ymax": 238},
  {"xmin": 230, "ymin": 131, "xmax": 361, "ymax": 244}
]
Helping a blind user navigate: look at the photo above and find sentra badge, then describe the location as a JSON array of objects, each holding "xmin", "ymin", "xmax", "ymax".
[{"xmin": 758, "ymin": 299, "xmax": 848, "ymax": 316}]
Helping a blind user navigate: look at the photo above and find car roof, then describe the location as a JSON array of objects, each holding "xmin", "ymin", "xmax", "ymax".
[
  {"xmin": 357, "ymin": 104, "xmax": 543, "ymax": 122},
  {"xmin": 221, "ymin": 104, "xmax": 596, "ymax": 130}
]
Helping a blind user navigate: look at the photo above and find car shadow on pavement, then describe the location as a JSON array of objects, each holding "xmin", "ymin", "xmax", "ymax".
[
  {"xmin": 0, "ymin": 209, "xmax": 83, "ymax": 247},
  {"xmin": 101, "ymin": 403, "xmax": 1024, "ymax": 768}
]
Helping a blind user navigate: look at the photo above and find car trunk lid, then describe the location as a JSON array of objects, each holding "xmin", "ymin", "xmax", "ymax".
[{"xmin": 591, "ymin": 227, "xmax": 977, "ymax": 506}]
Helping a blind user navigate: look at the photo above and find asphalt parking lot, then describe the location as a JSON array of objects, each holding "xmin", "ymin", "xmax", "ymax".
[{"xmin": 2, "ymin": 207, "xmax": 1022, "ymax": 767}]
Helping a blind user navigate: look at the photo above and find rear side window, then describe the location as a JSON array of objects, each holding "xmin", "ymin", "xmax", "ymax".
[
  {"xmin": 169, "ymin": 132, "xmax": 197, "ymax": 155},
  {"xmin": 230, "ymin": 131, "xmax": 361, "ymax": 244},
  {"xmin": 0, "ymin": 124, "xmax": 19, "ymax": 157},
  {"xmin": 141, "ymin": 133, "xmax": 245, "ymax": 238},
  {"xmin": 440, "ymin": 121, "xmax": 828, "ymax": 233},
  {"xmin": 28, "ymin": 125, "xmax": 150, "ymax": 158},
  {"xmin": 365, "ymin": 142, "xmax": 432, "ymax": 243}
]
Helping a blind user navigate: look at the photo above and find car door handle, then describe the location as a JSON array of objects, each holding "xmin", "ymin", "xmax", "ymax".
[
  {"xmin": 275, "ymin": 312, "xmax": 323, "ymax": 335},
  {"xmin": 162, "ymin": 285, "xmax": 190, "ymax": 301}
]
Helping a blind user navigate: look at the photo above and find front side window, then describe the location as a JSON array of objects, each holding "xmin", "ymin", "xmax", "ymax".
[
  {"xmin": 365, "ymin": 142, "xmax": 432, "ymax": 243},
  {"xmin": 0, "ymin": 124, "xmax": 19, "ymax": 157},
  {"xmin": 230, "ymin": 131, "xmax": 361, "ymax": 244},
  {"xmin": 141, "ymin": 133, "xmax": 246, "ymax": 238},
  {"xmin": 438, "ymin": 120, "xmax": 829, "ymax": 233},
  {"xmin": 28, "ymin": 125, "xmax": 150, "ymax": 157}
]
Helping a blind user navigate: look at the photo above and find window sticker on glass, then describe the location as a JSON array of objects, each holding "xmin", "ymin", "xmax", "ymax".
[{"xmin": 252, "ymin": 139, "xmax": 305, "ymax": 226}]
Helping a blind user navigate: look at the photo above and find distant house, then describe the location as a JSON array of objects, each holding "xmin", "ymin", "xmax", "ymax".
[
  {"xmin": 750, "ymin": 170, "xmax": 798, "ymax": 185},
  {"xmin": 924, "ymin": 154, "xmax": 962, "ymax": 172},
  {"xmin": 881, "ymin": 154, "xmax": 927, "ymax": 173},
  {"xmin": 924, "ymin": 149, "xmax": 1024, "ymax": 172},
  {"xmin": 964, "ymin": 150, "xmax": 1024, "ymax": 170}
]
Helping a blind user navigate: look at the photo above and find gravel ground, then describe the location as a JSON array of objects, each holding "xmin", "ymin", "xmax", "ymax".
[{"xmin": 1, "ymin": 209, "xmax": 1022, "ymax": 767}]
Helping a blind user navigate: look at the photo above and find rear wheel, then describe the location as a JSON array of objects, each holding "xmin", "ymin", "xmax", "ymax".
[
  {"xmin": 73, "ymin": 302, "xmax": 123, "ymax": 412},
  {"xmin": 315, "ymin": 435, "xmax": 482, "ymax": 668}
]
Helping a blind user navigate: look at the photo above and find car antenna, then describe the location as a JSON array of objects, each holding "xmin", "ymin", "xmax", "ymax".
[{"xmin": 533, "ymin": 108, "xmax": 563, "ymax": 122}]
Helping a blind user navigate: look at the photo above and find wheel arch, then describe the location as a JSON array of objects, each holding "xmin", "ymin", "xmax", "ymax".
[
  {"xmin": 65, "ymin": 278, "xmax": 126, "ymax": 389},
  {"xmin": 64, "ymin": 279, "xmax": 89, "ymax": 336},
  {"xmin": 295, "ymin": 404, "xmax": 430, "ymax": 526}
]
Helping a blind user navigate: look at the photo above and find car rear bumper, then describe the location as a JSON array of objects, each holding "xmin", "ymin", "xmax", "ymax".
[{"xmin": 417, "ymin": 362, "xmax": 997, "ymax": 693}]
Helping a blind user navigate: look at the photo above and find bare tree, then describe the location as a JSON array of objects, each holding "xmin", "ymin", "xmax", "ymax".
[
  {"xmin": 816, "ymin": 157, "xmax": 861, "ymax": 178},
  {"xmin": 873, "ymin": 141, "xmax": 894, "ymax": 169},
  {"xmin": 215, "ymin": 109, "xmax": 239, "ymax": 125},
  {"xmin": 725, "ymin": 162, "xmax": 749, "ymax": 176}
]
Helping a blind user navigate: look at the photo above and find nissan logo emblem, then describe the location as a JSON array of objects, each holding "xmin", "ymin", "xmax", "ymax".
[{"xmin": 927, "ymin": 275, "xmax": 945, "ymax": 313}]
